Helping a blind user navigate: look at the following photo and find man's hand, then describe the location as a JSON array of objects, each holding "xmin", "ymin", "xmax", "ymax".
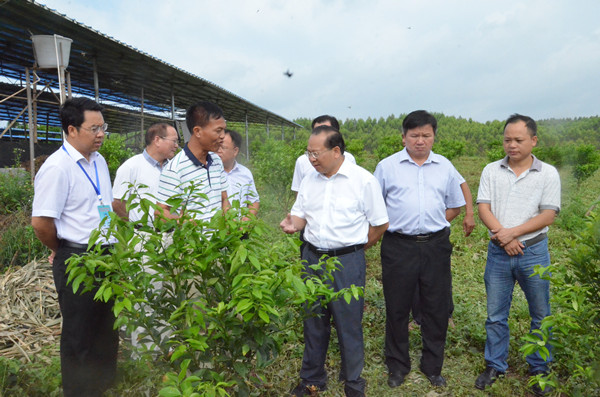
[
  {"xmin": 463, "ymin": 213, "xmax": 475, "ymax": 236},
  {"xmin": 48, "ymin": 250, "xmax": 56, "ymax": 265},
  {"xmin": 491, "ymin": 227, "xmax": 516, "ymax": 246},
  {"xmin": 503, "ymin": 239, "xmax": 524, "ymax": 256},
  {"xmin": 280, "ymin": 213, "xmax": 298, "ymax": 234}
]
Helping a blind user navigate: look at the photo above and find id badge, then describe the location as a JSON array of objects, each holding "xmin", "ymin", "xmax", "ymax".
[{"xmin": 98, "ymin": 204, "xmax": 111, "ymax": 229}]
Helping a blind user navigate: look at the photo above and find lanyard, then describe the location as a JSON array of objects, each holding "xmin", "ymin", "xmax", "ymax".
[{"xmin": 62, "ymin": 145, "xmax": 104, "ymax": 204}]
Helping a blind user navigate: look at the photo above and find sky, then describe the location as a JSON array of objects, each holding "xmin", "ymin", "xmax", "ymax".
[{"xmin": 37, "ymin": 0, "xmax": 600, "ymax": 123}]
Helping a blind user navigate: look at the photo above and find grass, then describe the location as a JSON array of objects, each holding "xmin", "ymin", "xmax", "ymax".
[{"xmin": 2, "ymin": 155, "xmax": 599, "ymax": 396}]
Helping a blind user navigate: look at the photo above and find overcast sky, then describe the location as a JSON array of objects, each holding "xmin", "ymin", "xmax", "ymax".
[{"xmin": 38, "ymin": 0, "xmax": 600, "ymax": 123}]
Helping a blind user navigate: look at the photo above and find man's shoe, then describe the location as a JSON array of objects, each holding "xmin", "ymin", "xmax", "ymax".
[
  {"xmin": 530, "ymin": 371, "xmax": 553, "ymax": 396},
  {"xmin": 289, "ymin": 383, "xmax": 325, "ymax": 396},
  {"xmin": 387, "ymin": 372, "xmax": 405, "ymax": 388},
  {"xmin": 475, "ymin": 367, "xmax": 504, "ymax": 390},
  {"xmin": 425, "ymin": 374, "xmax": 447, "ymax": 387}
]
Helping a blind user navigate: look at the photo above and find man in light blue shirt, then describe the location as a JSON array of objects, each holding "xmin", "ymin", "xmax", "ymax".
[{"xmin": 374, "ymin": 110, "xmax": 465, "ymax": 389}]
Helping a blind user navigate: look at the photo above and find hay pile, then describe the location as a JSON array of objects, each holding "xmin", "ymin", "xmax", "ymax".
[{"xmin": 0, "ymin": 259, "xmax": 61, "ymax": 362}]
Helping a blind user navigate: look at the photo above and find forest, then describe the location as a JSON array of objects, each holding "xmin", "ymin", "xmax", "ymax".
[{"xmin": 0, "ymin": 113, "xmax": 599, "ymax": 396}]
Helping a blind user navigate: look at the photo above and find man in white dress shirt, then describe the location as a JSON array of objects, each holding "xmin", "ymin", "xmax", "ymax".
[
  {"xmin": 31, "ymin": 97, "xmax": 118, "ymax": 397},
  {"xmin": 216, "ymin": 128, "xmax": 259, "ymax": 216},
  {"xmin": 112, "ymin": 122, "xmax": 179, "ymax": 223},
  {"xmin": 281, "ymin": 125, "xmax": 389, "ymax": 397},
  {"xmin": 291, "ymin": 115, "xmax": 356, "ymax": 193}
]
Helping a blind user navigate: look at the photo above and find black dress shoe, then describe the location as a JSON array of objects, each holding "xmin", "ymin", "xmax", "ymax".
[
  {"xmin": 475, "ymin": 366, "xmax": 504, "ymax": 390},
  {"xmin": 425, "ymin": 374, "xmax": 447, "ymax": 387},
  {"xmin": 530, "ymin": 371, "xmax": 553, "ymax": 396},
  {"xmin": 289, "ymin": 383, "xmax": 326, "ymax": 396},
  {"xmin": 387, "ymin": 372, "xmax": 405, "ymax": 388}
]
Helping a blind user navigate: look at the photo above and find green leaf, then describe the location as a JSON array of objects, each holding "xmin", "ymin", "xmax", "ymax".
[
  {"xmin": 158, "ymin": 386, "xmax": 182, "ymax": 397},
  {"xmin": 236, "ymin": 299, "xmax": 253, "ymax": 313},
  {"xmin": 258, "ymin": 310, "xmax": 270, "ymax": 324}
]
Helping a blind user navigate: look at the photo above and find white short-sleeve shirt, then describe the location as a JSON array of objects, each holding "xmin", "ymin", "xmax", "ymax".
[
  {"xmin": 32, "ymin": 139, "xmax": 114, "ymax": 244},
  {"xmin": 113, "ymin": 150, "xmax": 164, "ymax": 223},
  {"xmin": 291, "ymin": 151, "xmax": 356, "ymax": 192},
  {"xmin": 291, "ymin": 159, "xmax": 388, "ymax": 249}
]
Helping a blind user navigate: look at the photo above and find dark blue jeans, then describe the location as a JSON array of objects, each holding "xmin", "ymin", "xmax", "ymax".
[
  {"xmin": 299, "ymin": 246, "xmax": 366, "ymax": 394},
  {"xmin": 483, "ymin": 238, "xmax": 552, "ymax": 373}
]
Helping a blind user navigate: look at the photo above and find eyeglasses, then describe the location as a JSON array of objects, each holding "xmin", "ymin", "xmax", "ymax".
[
  {"xmin": 79, "ymin": 123, "xmax": 108, "ymax": 135},
  {"xmin": 159, "ymin": 136, "xmax": 179, "ymax": 144},
  {"xmin": 305, "ymin": 148, "xmax": 332, "ymax": 159}
]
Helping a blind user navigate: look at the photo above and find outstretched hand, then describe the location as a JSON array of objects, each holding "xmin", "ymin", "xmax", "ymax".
[{"xmin": 280, "ymin": 213, "xmax": 297, "ymax": 234}]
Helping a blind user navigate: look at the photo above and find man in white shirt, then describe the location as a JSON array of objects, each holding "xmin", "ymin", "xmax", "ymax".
[
  {"xmin": 31, "ymin": 97, "xmax": 118, "ymax": 397},
  {"xmin": 291, "ymin": 115, "xmax": 356, "ymax": 193},
  {"xmin": 216, "ymin": 128, "xmax": 259, "ymax": 216},
  {"xmin": 281, "ymin": 125, "xmax": 389, "ymax": 397},
  {"xmin": 112, "ymin": 123, "xmax": 179, "ymax": 223}
]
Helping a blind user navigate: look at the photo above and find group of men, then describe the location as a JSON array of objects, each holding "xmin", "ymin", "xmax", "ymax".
[
  {"xmin": 31, "ymin": 98, "xmax": 258, "ymax": 396},
  {"xmin": 31, "ymin": 97, "xmax": 559, "ymax": 397}
]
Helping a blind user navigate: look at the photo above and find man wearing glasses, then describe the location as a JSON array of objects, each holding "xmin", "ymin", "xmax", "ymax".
[
  {"xmin": 280, "ymin": 125, "xmax": 389, "ymax": 397},
  {"xmin": 216, "ymin": 128, "xmax": 259, "ymax": 216},
  {"xmin": 31, "ymin": 97, "xmax": 118, "ymax": 396},
  {"xmin": 112, "ymin": 122, "xmax": 179, "ymax": 223}
]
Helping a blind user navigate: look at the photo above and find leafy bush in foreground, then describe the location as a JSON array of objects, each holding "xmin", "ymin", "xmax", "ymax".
[
  {"xmin": 521, "ymin": 210, "xmax": 600, "ymax": 395},
  {"xmin": 66, "ymin": 183, "xmax": 361, "ymax": 396}
]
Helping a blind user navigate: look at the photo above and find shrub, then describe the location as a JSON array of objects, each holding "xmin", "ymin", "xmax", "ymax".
[
  {"xmin": 433, "ymin": 139, "xmax": 465, "ymax": 161},
  {"xmin": 0, "ymin": 171, "xmax": 34, "ymax": 215},
  {"xmin": 521, "ymin": 210, "xmax": 600, "ymax": 395},
  {"xmin": 98, "ymin": 134, "xmax": 135, "ymax": 180},
  {"xmin": 66, "ymin": 184, "xmax": 361, "ymax": 396},
  {"xmin": 572, "ymin": 144, "xmax": 600, "ymax": 182}
]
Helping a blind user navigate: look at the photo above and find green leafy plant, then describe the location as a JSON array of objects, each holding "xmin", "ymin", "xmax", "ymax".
[
  {"xmin": 520, "ymin": 210, "xmax": 600, "ymax": 395},
  {"xmin": 98, "ymin": 134, "xmax": 135, "ymax": 180},
  {"xmin": 65, "ymin": 183, "xmax": 361, "ymax": 396}
]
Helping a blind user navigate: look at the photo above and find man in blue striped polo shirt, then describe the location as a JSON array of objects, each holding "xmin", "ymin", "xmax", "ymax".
[{"xmin": 156, "ymin": 101, "xmax": 230, "ymax": 223}]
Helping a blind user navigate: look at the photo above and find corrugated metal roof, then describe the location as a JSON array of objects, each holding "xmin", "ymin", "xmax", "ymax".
[{"xmin": 0, "ymin": 0, "xmax": 300, "ymax": 135}]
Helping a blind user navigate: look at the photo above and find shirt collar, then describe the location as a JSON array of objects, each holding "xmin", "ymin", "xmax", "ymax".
[
  {"xmin": 398, "ymin": 148, "xmax": 439, "ymax": 165},
  {"xmin": 183, "ymin": 143, "xmax": 213, "ymax": 168},
  {"xmin": 62, "ymin": 138, "xmax": 97, "ymax": 164},
  {"xmin": 316, "ymin": 157, "xmax": 350, "ymax": 180},
  {"xmin": 142, "ymin": 148, "xmax": 164, "ymax": 169},
  {"xmin": 500, "ymin": 154, "xmax": 542, "ymax": 172}
]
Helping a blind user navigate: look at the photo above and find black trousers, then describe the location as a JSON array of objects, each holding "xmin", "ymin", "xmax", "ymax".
[
  {"xmin": 299, "ymin": 245, "xmax": 367, "ymax": 394},
  {"xmin": 381, "ymin": 229, "xmax": 452, "ymax": 376},
  {"xmin": 53, "ymin": 244, "xmax": 119, "ymax": 397}
]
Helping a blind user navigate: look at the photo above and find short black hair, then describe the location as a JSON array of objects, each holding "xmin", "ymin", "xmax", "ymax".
[
  {"xmin": 60, "ymin": 97, "xmax": 103, "ymax": 135},
  {"xmin": 504, "ymin": 113, "xmax": 537, "ymax": 136},
  {"xmin": 145, "ymin": 122, "xmax": 175, "ymax": 146},
  {"xmin": 402, "ymin": 110, "xmax": 437, "ymax": 135},
  {"xmin": 311, "ymin": 125, "xmax": 345, "ymax": 154},
  {"xmin": 186, "ymin": 101, "xmax": 224, "ymax": 131},
  {"xmin": 224, "ymin": 129, "xmax": 243, "ymax": 149},
  {"xmin": 311, "ymin": 115, "xmax": 340, "ymax": 131}
]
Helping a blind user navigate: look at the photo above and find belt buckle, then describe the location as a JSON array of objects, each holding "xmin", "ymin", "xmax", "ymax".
[
  {"xmin": 415, "ymin": 235, "xmax": 429, "ymax": 242},
  {"xmin": 316, "ymin": 248, "xmax": 328, "ymax": 254}
]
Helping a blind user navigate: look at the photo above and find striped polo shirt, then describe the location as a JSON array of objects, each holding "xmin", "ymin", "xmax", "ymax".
[{"xmin": 157, "ymin": 144, "xmax": 228, "ymax": 222}]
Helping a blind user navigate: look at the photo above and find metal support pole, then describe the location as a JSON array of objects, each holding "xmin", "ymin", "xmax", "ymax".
[
  {"xmin": 281, "ymin": 125, "xmax": 284, "ymax": 140},
  {"xmin": 266, "ymin": 117, "xmax": 270, "ymax": 139},
  {"xmin": 25, "ymin": 68, "xmax": 35, "ymax": 183},
  {"xmin": 93, "ymin": 58, "xmax": 99, "ymax": 102},
  {"xmin": 245, "ymin": 112, "xmax": 249, "ymax": 161},
  {"xmin": 140, "ymin": 88, "xmax": 144, "ymax": 149},
  {"xmin": 66, "ymin": 70, "xmax": 72, "ymax": 99},
  {"xmin": 171, "ymin": 91, "xmax": 175, "ymax": 122},
  {"xmin": 58, "ymin": 66, "xmax": 66, "ymax": 104}
]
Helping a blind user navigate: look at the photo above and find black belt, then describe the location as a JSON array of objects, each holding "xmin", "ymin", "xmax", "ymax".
[
  {"xmin": 393, "ymin": 227, "xmax": 448, "ymax": 242},
  {"xmin": 307, "ymin": 243, "xmax": 364, "ymax": 257},
  {"xmin": 491, "ymin": 233, "xmax": 547, "ymax": 248},
  {"xmin": 59, "ymin": 239, "xmax": 113, "ymax": 251}
]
